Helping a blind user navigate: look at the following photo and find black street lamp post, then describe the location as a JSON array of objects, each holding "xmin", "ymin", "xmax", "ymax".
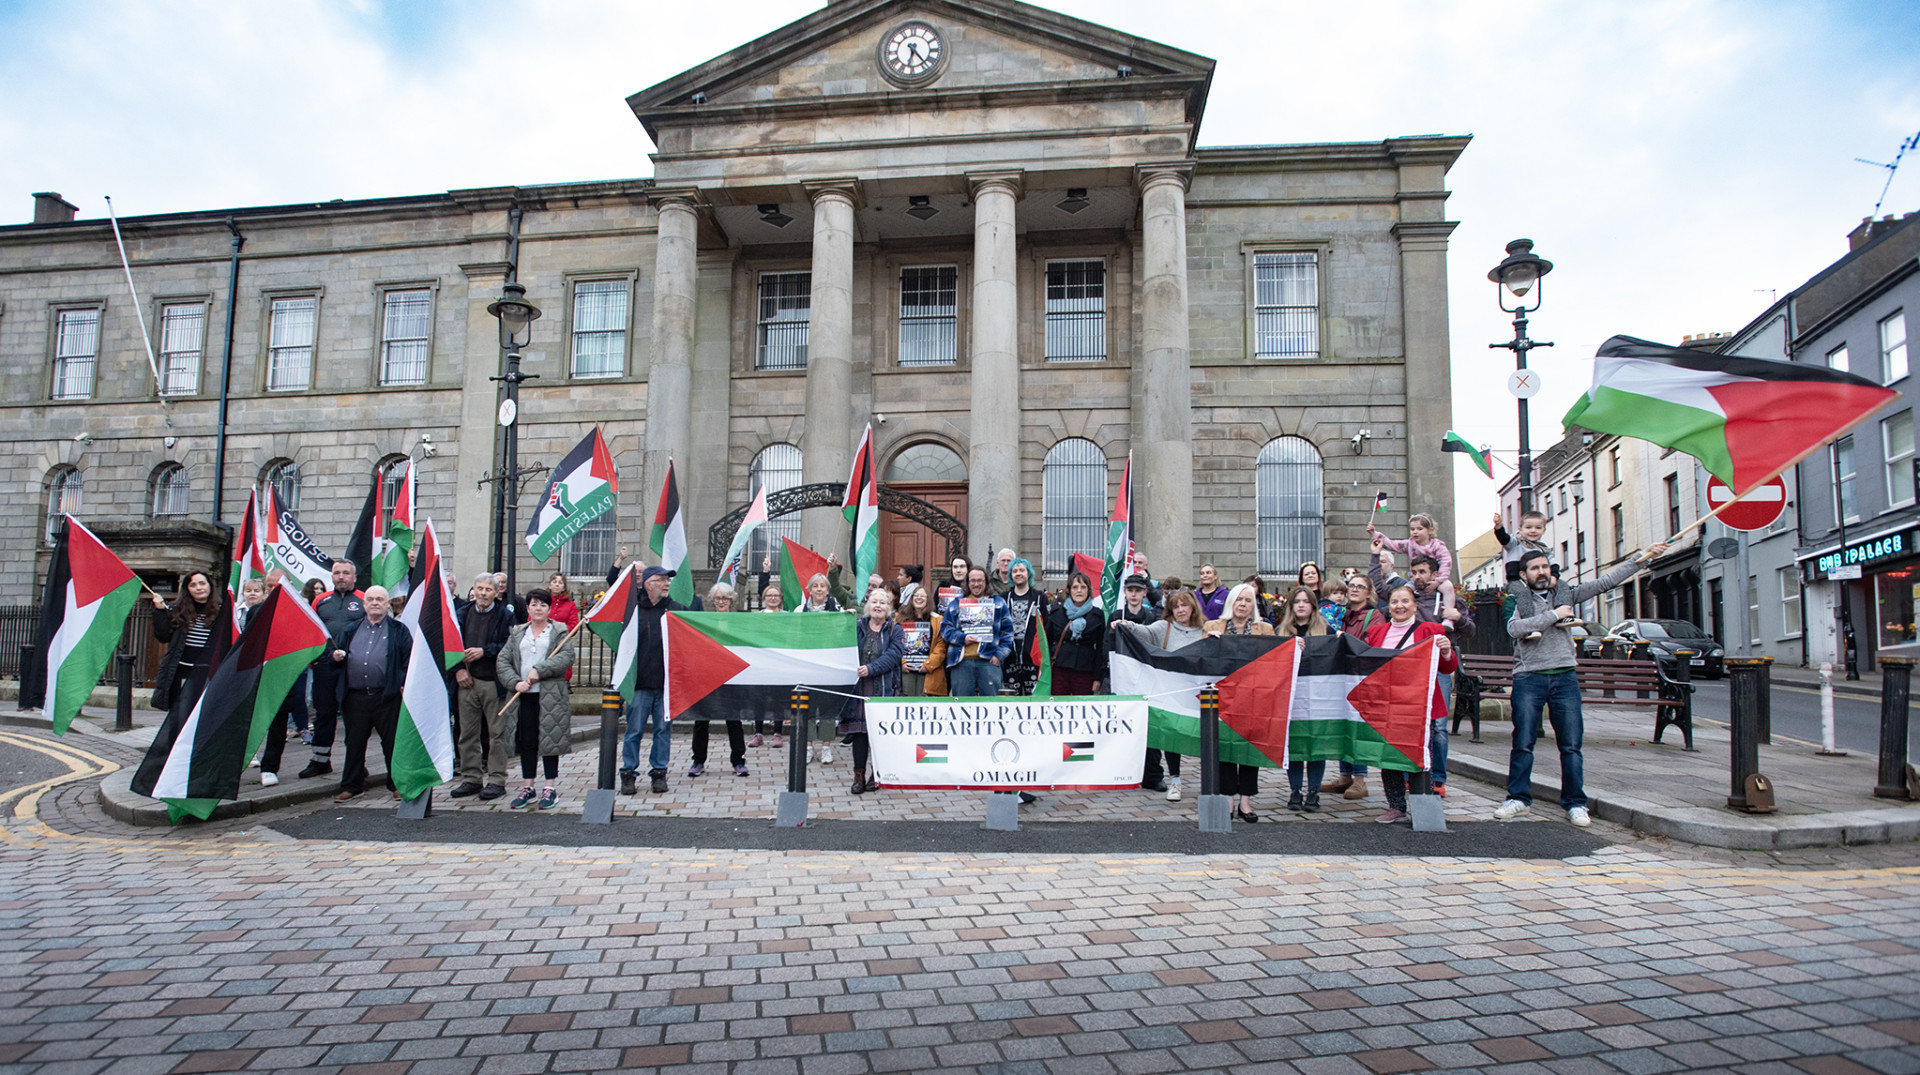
[
  {"xmin": 485, "ymin": 281, "xmax": 542, "ymax": 607},
  {"xmin": 1490, "ymin": 239, "xmax": 1555, "ymax": 514}
]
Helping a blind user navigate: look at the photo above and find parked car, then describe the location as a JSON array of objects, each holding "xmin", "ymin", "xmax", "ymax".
[
  {"xmin": 1567, "ymin": 620, "xmax": 1614, "ymax": 660},
  {"xmin": 1609, "ymin": 619, "xmax": 1725, "ymax": 678}
]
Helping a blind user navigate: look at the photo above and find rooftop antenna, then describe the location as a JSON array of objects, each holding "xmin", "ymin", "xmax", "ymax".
[{"xmin": 1855, "ymin": 129, "xmax": 1920, "ymax": 218}]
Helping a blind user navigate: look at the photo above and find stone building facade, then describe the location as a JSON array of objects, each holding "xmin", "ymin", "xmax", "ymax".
[{"xmin": 0, "ymin": 0, "xmax": 1465, "ymax": 601}]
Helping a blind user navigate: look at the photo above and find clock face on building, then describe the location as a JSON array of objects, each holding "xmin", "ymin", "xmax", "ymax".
[{"xmin": 878, "ymin": 21, "xmax": 946, "ymax": 85}]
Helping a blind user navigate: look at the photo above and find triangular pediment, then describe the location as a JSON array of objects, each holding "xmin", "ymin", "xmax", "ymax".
[{"xmin": 628, "ymin": 0, "xmax": 1214, "ymax": 141}]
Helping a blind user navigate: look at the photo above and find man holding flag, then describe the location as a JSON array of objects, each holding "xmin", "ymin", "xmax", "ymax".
[
  {"xmin": 622, "ymin": 566, "xmax": 684, "ymax": 795},
  {"xmin": 328, "ymin": 585, "xmax": 412, "ymax": 802}
]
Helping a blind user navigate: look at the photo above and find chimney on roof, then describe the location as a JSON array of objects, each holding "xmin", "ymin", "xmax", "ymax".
[
  {"xmin": 1847, "ymin": 213, "xmax": 1913, "ymax": 251},
  {"xmin": 32, "ymin": 192, "xmax": 77, "ymax": 224}
]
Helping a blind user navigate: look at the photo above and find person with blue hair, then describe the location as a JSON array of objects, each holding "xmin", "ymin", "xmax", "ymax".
[{"xmin": 1001, "ymin": 557, "xmax": 1049, "ymax": 695}]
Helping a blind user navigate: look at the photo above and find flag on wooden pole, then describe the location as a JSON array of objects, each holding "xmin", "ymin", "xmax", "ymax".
[
  {"xmin": 842, "ymin": 425, "xmax": 880, "ymax": 592},
  {"xmin": 649, "ymin": 459, "xmax": 694, "ymax": 606},
  {"xmin": 35, "ymin": 517, "xmax": 140, "ymax": 735}
]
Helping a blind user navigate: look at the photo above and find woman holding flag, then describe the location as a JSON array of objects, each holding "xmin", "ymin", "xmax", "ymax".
[
  {"xmin": 496, "ymin": 590, "xmax": 576, "ymax": 811},
  {"xmin": 150, "ymin": 571, "xmax": 226, "ymax": 727},
  {"xmin": 1365, "ymin": 584, "xmax": 1457, "ymax": 824}
]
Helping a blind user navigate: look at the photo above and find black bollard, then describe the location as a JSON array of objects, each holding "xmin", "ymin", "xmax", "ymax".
[
  {"xmin": 581, "ymin": 690, "xmax": 623, "ymax": 824},
  {"xmin": 1875, "ymin": 657, "xmax": 1915, "ymax": 800},
  {"xmin": 18, "ymin": 643, "xmax": 37, "ymax": 710},
  {"xmin": 1726, "ymin": 658, "xmax": 1764, "ymax": 810},
  {"xmin": 1196, "ymin": 686, "xmax": 1230, "ymax": 832},
  {"xmin": 115, "ymin": 650, "xmax": 134, "ymax": 732},
  {"xmin": 774, "ymin": 690, "xmax": 810, "ymax": 827},
  {"xmin": 1756, "ymin": 657, "xmax": 1773, "ymax": 746}
]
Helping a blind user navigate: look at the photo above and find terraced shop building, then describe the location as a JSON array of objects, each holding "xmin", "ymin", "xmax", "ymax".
[{"xmin": 0, "ymin": 0, "xmax": 1465, "ymax": 604}]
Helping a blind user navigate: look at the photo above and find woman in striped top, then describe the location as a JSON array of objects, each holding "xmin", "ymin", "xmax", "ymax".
[{"xmin": 151, "ymin": 571, "xmax": 226, "ymax": 726}]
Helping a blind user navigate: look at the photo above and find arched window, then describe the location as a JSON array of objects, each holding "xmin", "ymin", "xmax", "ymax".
[
  {"xmin": 151, "ymin": 464, "xmax": 190, "ymax": 519},
  {"xmin": 377, "ymin": 455, "xmax": 411, "ymax": 513},
  {"xmin": 1256, "ymin": 437, "xmax": 1323, "ymax": 575},
  {"xmin": 748, "ymin": 444, "xmax": 803, "ymax": 567},
  {"xmin": 261, "ymin": 460, "xmax": 301, "ymax": 512},
  {"xmin": 560, "ymin": 512, "xmax": 617, "ymax": 580},
  {"xmin": 884, "ymin": 442, "xmax": 967, "ymax": 484},
  {"xmin": 44, "ymin": 467, "xmax": 82, "ymax": 545},
  {"xmin": 1042, "ymin": 438, "xmax": 1107, "ymax": 576}
]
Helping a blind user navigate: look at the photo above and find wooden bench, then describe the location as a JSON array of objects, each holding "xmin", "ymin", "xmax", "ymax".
[{"xmin": 1450, "ymin": 653, "xmax": 1696, "ymax": 751}]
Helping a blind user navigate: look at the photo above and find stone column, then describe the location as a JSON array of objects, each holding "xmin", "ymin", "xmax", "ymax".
[
  {"xmin": 1393, "ymin": 216, "xmax": 1461, "ymax": 551},
  {"xmin": 645, "ymin": 189, "xmax": 700, "ymax": 548},
  {"xmin": 800, "ymin": 180, "xmax": 858, "ymax": 554},
  {"xmin": 686, "ymin": 252, "xmax": 737, "ymax": 568},
  {"xmin": 452, "ymin": 258, "xmax": 508, "ymax": 582},
  {"xmin": 966, "ymin": 170, "xmax": 1023, "ymax": 561},
  {"xmin": 1134, "ymin": 163, "xmax": 1195, "ymax": 577}
]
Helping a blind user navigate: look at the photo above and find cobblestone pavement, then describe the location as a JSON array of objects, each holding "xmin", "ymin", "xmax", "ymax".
[{"xmin": 1, "ymin": 728, "xmax": 1919, "ymax": 1075}]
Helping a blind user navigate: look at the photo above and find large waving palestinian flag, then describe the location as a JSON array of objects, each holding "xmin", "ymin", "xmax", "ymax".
[
  {"xmin": 1565, "ymin": 335, "xmax": 1898, "ymax": 496},
  {"xmin": 664, "ymin": 612, "xmax": 857, "ymax": 724},
  {"xmin": 392, "ymin": 518, "xmax": 461, "ymax": 800},
  {"xmin": 226, "ymin": 489, "xmax": 267, "ymax": 604},
  {"xmin": 35, "ymin": 516, "xmax": 141, "ymax": 735},
  {"xmin": 130, "ymin": 580, "xmax": 329, "ymax": 823},
  {"xmin": 526, "ymin": 427, "xmax": 618, "ymax": 563},
  {"xmin": 1280, "ymin": 632, "xmax": 1437, "ymax": 772},
  {"xmin": 1106, "ymin": 631, "xmax": 1285, "ymax": 768},
  {"xmin": 584, "ymin": 564, "xmax": 640, "ymax": 702}
]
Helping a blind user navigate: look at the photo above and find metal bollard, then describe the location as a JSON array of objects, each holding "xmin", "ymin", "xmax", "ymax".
[
  {"xmin": 582, "ymin": 690, "xmax": 622, "ymax": 825},
  {"xmin": 1726, "ymin": 658, "xmax": 1770, "ymax": 811},
  {"xmin": 1874, "ymin": 657, "xmax": 1915, "ymax": 800},
  {"xmin": 1756, "ymin": 657, "xmax": 1773, "ymax": 745},
  {"xmin": 18, "ymin": 643, "xmax": 37, "ymax": 710},
  {"xmin": 1196, "ymin": 686, "xmax": 1230, "ymax": 832},
  {"xmin": 115, "ymin": 650, "xmax": 134, "ymax": 732},
  {"xmin": 1817, "ymin": 663, "xmax": 1846, "ymax": 756},
  {"xmin": 775, "ymin": 690, "xmax": 810, "ymax": 826}
]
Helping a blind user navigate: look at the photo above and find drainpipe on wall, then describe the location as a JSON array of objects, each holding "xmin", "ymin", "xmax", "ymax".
[{"xmin": 210, "ymin": 217, "xmax": 244, "ymax": 525}]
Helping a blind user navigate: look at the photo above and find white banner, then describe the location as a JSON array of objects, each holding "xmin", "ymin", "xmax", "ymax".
[{"xmin": 867, "ymin": 697, "xmax": 1147, "ymax": 790}]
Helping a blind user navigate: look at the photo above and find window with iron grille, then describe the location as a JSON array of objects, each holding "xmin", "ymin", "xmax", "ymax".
[
  {"xmin": 560, "ymin": 512, "xmax": 617, "ymax": 579},
  {"xmin": 756, "ymin": 273, "xmax": 811, "ymax": 370},
  {"xmin": 571, "ymin": 280, "xmax": 628, "ymax": 378},
  {"xmin": 151, "ymin": 464, "xmax": 190, "ymax": 518},
  {"xmin": 52, "ymin": 308, "xmax": 99, "ymax": 400},
  {"xmin": 158, "ymin": 303, "xmax": 204, "ymax": 396},
  {"xmin": 749, "ymin": 444, "xmax": 803, "ymax": 568},
  {"xmin": 262, "ymin": 460, "xmax": 301, "ymax": 512},
  {"xmin": 379, "ymin": 289, "xmax": 431, "ymax": 387},
  {"xmin": 1256, "ymin": 437, "xmax": 1323, "ymax": 575},
  {"xmin": 45, "ymin": 467, "xmax": 82, "ymax": 545},
  {"xmin": 267, "ymin": 297, "xmax": 316, "ymax": 391},
  {"xmin": 1045, "ymin": 260, "xmax": 1105, "ymax": 362},
  {"xmin": 1253, "ymin": 252, "xmax": 1319, "ymax": 359},
  {"xmin": 1042, "ymin": 438, "xmax": 1107, "ymax": 575},
  {"xmin": 899, "ymin": 266, "xmax": 958, "ymax": 366},
  {"xmin": 378, "ymin": 455, "xmax": 410, "ymax": 515}
]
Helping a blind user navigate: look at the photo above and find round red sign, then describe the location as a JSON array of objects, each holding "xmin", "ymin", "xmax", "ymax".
[{"xmin": 1705, "ymin": 475, "xmax": 1787, "ymax": 532}]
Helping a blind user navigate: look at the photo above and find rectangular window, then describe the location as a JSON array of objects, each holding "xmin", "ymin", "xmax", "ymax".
[
  {"xmin": 1828, "ymin": 344, "xmax": 1849, "ymax": 372},
  {"xmin": 158, "ymin": 303, "xmax": 204, "ymax": 396},
  {"xmin": 1252, "ymin": 252, "xmax": 1319, "ymax": 359},
  {"xmin": 1748, "ymin": 574, "xmax": 1761, "ymax": 646},
  {"xmin": 1664, "ymin": 474, "xmax": 1681, "ymax": 534},
  {"xmin": 571, "ymin": 280, "xmax": 628, "ymax": 378},
  {"xmin": 756, "ymin": 272, "xmax": 811, "ymax": 370},
  {"xmin": 1558, "ymin": 484, "xmax": 1569, "ymax": 514},
  {"xmin": 1611, "ymin": 504, "xmax": 1625, "ymax": 559},
  {"xmin": 267, "ymin": 297, "xmax": 316, "ymax": 391},
  {"xmin": 1779, "ymin": 566, "xmax": 1801, "ymax": 638},
  {"xmin": 1833, "ymin": 436, "xmax": 1857, "ymax": 523},
  {"xmin": 898, "ymin": 266, "xmax": 958, "ymax": 367},
  {"xmin": 1886, "ymin": 411, "xmax": 1915, "ymax": 507},
  {"xmin": 1883, "ymin": 311, "xmax": 1909, "ymax": 385},
  {"xmin": 52, "ymin": 308, "xmax": 99, "ymax": 400},
  {"xmin": 1045, "ymin": 259, "xmax": 1105, "ymax": 362},
  {"xmin": 1608, "ymin": 446, "xmax": 1621, "ymax": 488},
  {"xmin": 378, "ymin": 289, "xmax": 431, "ymax": 387},
  {"xmin": 1879, "ymin": 570, "xmax": 1917, "ymax": 647},
  {"xmin": 1576, "ymin": 530, "xmax": 1586, "ymax": 564}
]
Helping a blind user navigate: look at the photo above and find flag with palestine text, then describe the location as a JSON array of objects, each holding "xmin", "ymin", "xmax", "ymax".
[
  {"xmin": 526, "ymin": 427, "xmax": 618, "ymax": 563},
  {"xmin": 649, "ymin": 459, "xmax": 694, "ymax": 606},
  {"xmin": 35, "ymin": 516, "xmax": 141, "ymax": 735},
  {"xmin": 260, "ymin": 485, "xmax": 335, "ymax": 586}
]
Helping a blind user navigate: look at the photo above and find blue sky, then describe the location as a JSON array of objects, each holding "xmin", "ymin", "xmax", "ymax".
[{"xmin": 2, "ymin": 0, "xmax": 1916, "ymax": 538}]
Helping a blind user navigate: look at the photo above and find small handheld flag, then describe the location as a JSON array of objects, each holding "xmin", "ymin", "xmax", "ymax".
[
  {"xmin": 1372, "ymin": 491, "xmax": 1388, "ymax": 513},
  {"xmin": 1441, "ymin": 432, "xmax": 1493, "ymax": 478}
]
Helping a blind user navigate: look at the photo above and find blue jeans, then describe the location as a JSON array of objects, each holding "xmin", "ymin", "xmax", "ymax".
[
  {"xmin": 623, "ymin": 690, "xmax": 671, "ymax": 776},
  {"xmin": 948, "ymin": 658, "xmax": 1003, "ymax": 698},
  {"xmin": 1431, "ymin": 672, "xmax": 1451, "ymax": 786},
  {"xmin": 1508, "ymin": 671, "xmax": 1585, "ymax": 809}
]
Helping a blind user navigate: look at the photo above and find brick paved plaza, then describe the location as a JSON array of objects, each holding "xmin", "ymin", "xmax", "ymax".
[{"xmin": 2, "ymin": 726, "xmax": 1919, "ymax": 1075}]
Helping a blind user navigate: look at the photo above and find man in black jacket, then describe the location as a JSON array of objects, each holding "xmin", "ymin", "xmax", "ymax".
[
  {"xmin": 331, "ymin": 585, "xmax": 414, "ymax": 802},
  {"xmin": 299, "ymin": 560, "xmax": 365, "ymax": 780},
  {"xmin": 622, "ymin": 567, "xmax": 683, "ymax": 795},
  {"xmin": 448, "ymin": 575, "xmax": 514, "ymax": 800}
]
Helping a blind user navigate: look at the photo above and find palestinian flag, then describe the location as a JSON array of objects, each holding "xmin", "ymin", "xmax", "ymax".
[
  {"xmin": 1029, "ymin": 615, "xmax": 1052, "ymax": 698},
  {"xmin": 526, "ymin": 427, "xmax": 618, "ymax": 563},
  {"xmin": 780, "ymin": 537, "xmax": 830, "ymax": 610},
  {"xmin": 1070, "ymin": 552, "xmax": 1106, "ymax": 590},
  {"xmin": 35, "ymin": 517, "xmax": 140, "ymax": 735},
  {"xmin": 842, "ymin": 425, "xmax": 880, "ymax": 591},
  {"xmin": 664, "ymin": 612, "xmax": 857, "ymax": 724},
  {"xmin": 377, "ymin": 459, "xmax": 415, "ymax": 597},
  {"xmin": 392, "ymin": 518, "xmax": 461, "ymax": 800},
  {"xmin": 342, "ymin": 471, "xmax": 409, "ymax": 598},
  {"xmin": 916, "ymin": 743, "xmax": 948, "ymax": 764},
  {"xmin": 130, "ymin": 581, "xmax": 329, "ymax": 823},
  {"xmin": 1062, "ymin": 741, "xmax": 1094, "ymax": 762},
  {"xmin": 227, "ymin": 489, "xmax": 267, "ymax": 604},
  {"xmin": 1372, "ymin": 491, "xmax": 1389, "ymax": 513},
  {"xmin": 718, "ymin": 485, "xmax": 769, "ymax": 585},
  {"xmin": 1565, "ymin": 335, "xmax": 1898, "ymax": 495},
  {"xmin": 1442, "ymin": 432, "xmax": 1493, "ymax": 477},
  {"xmin": 649, "ymin": 459, "xmax": 694, "ymax": 606},
  {"xmin": 584, "ymin": 564, "xmax": 640, "ymax": 702},
  {"xmin": 1102, "ymin": 452, "xmax": 1133, "ymax": 616},
  {"xmin": 1280, "ymin": 631, "xmax": 1437, "ymax": 772},
  {"xmin": 1105, "ymin": 630, "xmax": 1285, "ymax": 768},
  {"xmin": 260, "ymin": 485, "xmax": 334, "ymax": 586}
]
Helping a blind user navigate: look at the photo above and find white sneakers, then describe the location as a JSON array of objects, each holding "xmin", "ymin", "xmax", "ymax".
[
  {"xmin": 811, "ymin": 743, "xmax": 834, "ymax": 764},
  {"xmin": 1493, "ymin": 798, "xmax": 1529, "ymax": 819},
  {"xmin": 261, "ymin": 772, "xmax": 279, "ymax": 787},
  {"xmin": 1165, "ymin": 778, "xmax": 1182, "ymax": 802},
  {"xmin": 1568, "ymin": 806, "xmax": 1592, "ymax": 827}
]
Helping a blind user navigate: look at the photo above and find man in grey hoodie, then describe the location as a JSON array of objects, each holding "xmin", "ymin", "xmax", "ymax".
[{"xmin": 1496, "ymin": 543, "xmax": 1666, "ymax": 827}]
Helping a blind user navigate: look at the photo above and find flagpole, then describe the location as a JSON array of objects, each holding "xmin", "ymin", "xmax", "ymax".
[{"xmin": 497, "ymin": 617, "xmax": 591, "ymax": 718}]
